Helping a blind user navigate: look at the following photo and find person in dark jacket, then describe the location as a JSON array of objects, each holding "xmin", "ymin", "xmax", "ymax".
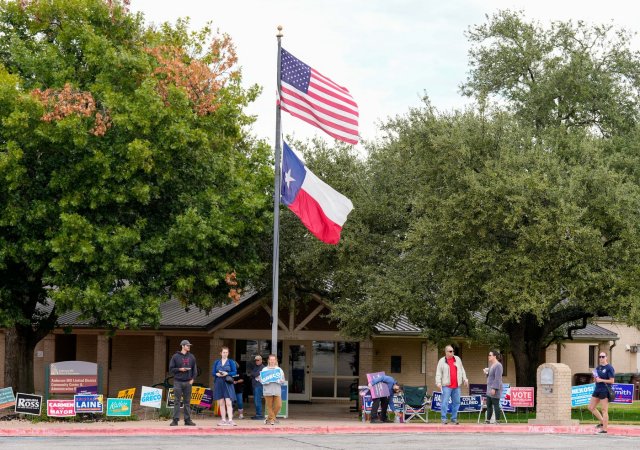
[
  {"xmin": 250, "ymin": 355, "xmax": 265, "ymax": 419},
  {"xmin": 368, "ymin": 374, "xmax": 400, "ymax": 423},
  {"xmin": 168, "ymin": 339, "xmax": 198, "ymax": 426}
]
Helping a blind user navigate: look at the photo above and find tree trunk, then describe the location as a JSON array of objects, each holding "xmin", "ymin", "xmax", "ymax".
[
  {"xmin": 505, "ymin": 314, "xmax": 545, "ymax": 389},
  {"xmin": 4, "ymin": 325, "xmax": 37, "ymax": 394}
]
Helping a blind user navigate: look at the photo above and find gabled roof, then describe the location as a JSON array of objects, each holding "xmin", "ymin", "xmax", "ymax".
[
  {"xmin": 569, "ymin": 323, "xmax": 619, "ymax": 341},
  {"xmin": 375, "ymin": 316, "xmax": 422, "ymax": 335}
]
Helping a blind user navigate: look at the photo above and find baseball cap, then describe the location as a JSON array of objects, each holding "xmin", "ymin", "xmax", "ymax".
[
  {"xmin": 254, "ymin": 355, "xmax": 262, "ymax": 360},
  {"xmin": 180, "ymin": 340, "xmax": 192, "ymax": 346}
]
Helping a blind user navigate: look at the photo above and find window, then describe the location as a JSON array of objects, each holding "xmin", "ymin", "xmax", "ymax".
[
  {"xmin": 391, "ymin": 356, "xmax": 402, "ymax": 373},
  {"xmin": 589, "ymin": 345, "xmax": 598, "ymax": 368},
  {"xmin": 311, "ymin": 341, "xmax": 359, "ymax": 398}
]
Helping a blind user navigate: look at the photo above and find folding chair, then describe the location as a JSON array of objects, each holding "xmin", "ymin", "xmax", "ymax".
[{"xmin": 402, "ymin": 385, "xmax": 429, "ymax": 423}]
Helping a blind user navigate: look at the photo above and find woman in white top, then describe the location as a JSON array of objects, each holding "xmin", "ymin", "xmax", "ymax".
[{"xmin": 260, "ymin": 354, "xmax": 285, "ymax": 425}]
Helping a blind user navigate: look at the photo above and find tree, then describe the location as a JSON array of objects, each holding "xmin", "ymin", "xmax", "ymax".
[{"xmin": 0, "ymin": 0, "xmax": 272, "ymax": 392}]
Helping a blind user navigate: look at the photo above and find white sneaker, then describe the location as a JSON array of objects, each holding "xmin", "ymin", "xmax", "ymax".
[
  {"xmin": 217, "ymin": 420, "xmax": 228, "ymax": 426},
  {"xmin": 238, "ymin": 414, "xmax": 244, "ymax": 419},
  {"xmin": 228, "ymin": 420, "xmax": 237, "ymax": 426}
]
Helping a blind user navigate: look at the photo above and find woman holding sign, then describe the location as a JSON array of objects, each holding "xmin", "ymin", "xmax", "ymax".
[
  {"xmin": 260, "ymin": 354, "xmax": 286, "ymax": 425},
  {"xmin": 588, "ymin": 352, "xmax": 615, "ymax": 434},
  {"xmin": 212, "ymin": 346, "xmax": 238, "ymax": 426}
]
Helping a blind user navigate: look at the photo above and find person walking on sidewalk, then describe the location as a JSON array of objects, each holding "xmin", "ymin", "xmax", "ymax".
[
  {"xmin": 168, "ymin": 339, "xmax": 198, "ymax": 426},
  {"xmin": 588, "ymin": 351, "xmax": 615, "ymax": 434},
  {"xmin": 250, "ymin": 354, "xmax": 265, "ymax": 420},
  {"xmin": 485, "ymin": 350, "xmax": 503, "ymax": 424},
  {"xmin": 368, "ymin": 374, "xmax": 400, "ymax": 423},
  {"xmin": 435, "ymin": 345, "xmax": 468, "ymax": 424},
  {"xmin": 212, "ymin": 346, "xmax": 238, "ymax": 426},
  {"xmin": 261, "ymin": 354, "xmax": 286, "ymax": 425}
]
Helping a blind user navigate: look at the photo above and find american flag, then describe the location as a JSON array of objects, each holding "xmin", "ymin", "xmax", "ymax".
[{"xmin": 279, "ymin": 48, "xmax": 359, "ymax": 145}]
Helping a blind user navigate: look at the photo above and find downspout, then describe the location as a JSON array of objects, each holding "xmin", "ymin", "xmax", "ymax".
[{"xmin": 609, "ymin": 341, "xmax": 616, "ymax": 365}]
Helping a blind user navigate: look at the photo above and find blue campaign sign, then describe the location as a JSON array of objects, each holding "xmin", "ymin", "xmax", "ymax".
[
  {"xmin": 430, "ymin": 391, "xmax": 482, "ymax": 413},
  {"xmin": 260, "ymin": 368, "xmax": 283, "ymax": 384},
  {"xmin": 74, "ymin": 394, "xmax": 103, "ymax": 413},
  {"xmin": 501, "ymin": 384, "xmax": 515, "ymax": 412},
  {"xmin": 571, "ymin": 383, "xmax": 595, "ymax": 407},
  {"xmin": 612, "ymin": 383, "xmax": 634, "ymax": 404}
]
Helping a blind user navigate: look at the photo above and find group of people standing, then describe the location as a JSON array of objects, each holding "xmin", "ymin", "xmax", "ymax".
[{"xmin": 168, "ymin": 341, "xmax": 285, "ymax": 427}]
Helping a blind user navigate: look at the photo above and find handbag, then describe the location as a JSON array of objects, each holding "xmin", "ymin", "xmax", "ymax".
[
  {"xmin": 606, "ymin": 384, "xmax": 616, "ymax": 402},
  {"xmin": 224, "ymin": 375, "xmax": 234, "ymax": 384}
]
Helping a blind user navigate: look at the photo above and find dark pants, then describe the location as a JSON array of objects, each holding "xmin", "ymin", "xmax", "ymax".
[
  {"xmin": 253, "ymin": 385, "xmax": 264, "ymax": 417},
  {"xmin": 173, "ymin": 380, "xmax": 192, "ymax": 422},
  {"xmin": 486, "ymin": 395, "xmax": 501, "ymax": 421},
  {"xmin": 371, "ymin": 395, "xmax": 390, "ymax": 421}
]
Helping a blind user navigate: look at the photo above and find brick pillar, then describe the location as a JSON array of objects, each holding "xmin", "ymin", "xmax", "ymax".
[
  {"xmin": 97, "ymin": 335, "xmax": 110, "ymax": 396},
  {"xmin": 153, "ymin": 335, "xmax": 168, "ymax": 385},
  {"xmin": 209, "ymin": 336, "xmax": 224, "ymax": 388},
  {"xmin": 359, "ymin": 338, "xmax": 374, "ymax": 385},
  {"xmin": 528, "ymin": 363, "xmax": 578, "ymax": 425}
]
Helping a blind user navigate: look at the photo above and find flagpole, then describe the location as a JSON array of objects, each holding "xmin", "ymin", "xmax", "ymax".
[{"xmin": 271, "ymin": 25, "xmax": 284, "ymax": 355}]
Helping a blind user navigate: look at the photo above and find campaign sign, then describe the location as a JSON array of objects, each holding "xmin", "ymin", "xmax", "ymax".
[
  {"xmin": 75, "ymin": 385, "xmax": 98, "ymax": 395},
  {"xmin": 166, "ymin": 388, "xmax": 183, "ymax": 408},
  {"xmin": 15, "ymin": 393, "xmax": 42, "ymax": 415},
  {"xmin": 500, "ymin": 384, "xmax": 515, "ymax": 412},
  {"xmin": 612, "ymin": 383, "xmax": 634, "ymax": 404},
  {"xmin": 260, "ymin": 368, "xmax": 283, "ymax": 384},
  {"xmin": 47, "ymin": 399, "xmax": 76, "ymax": 417},
  {"xmin": 366, "ymin": 372, "xmax": 391, "ymax": 400},
  {"xmin": 510, "ymin": 387, "xmax": 535, "ymax": 407},
  {"xmin": 140, "ymin": 386, "xmax": 163, "ymax": 409},
  {"xmin": 199, "ymin": 388, "xmax": 214, "ymax": 409},
  {"xmin": 0, "ymin": 387, "xmax": 16, "ymax": 409},
  {"xmin": 430, "ymin": 392, "xmax": 482, "ymax": 412},
  {"xmin": 469, "ymin": 384, "xmax": 485, "ymax": 395},
  {"xmin": 74, "ymin": 394, "xmax": 103, "ymax": 413},
  {"xmin": 106, "ymin": 398, "xmax": 132, "ymax": 417},
  {"xmin": 117, "ymin": 388, "xmax": 136, "ymax": 400},
  {"xmin": 571, "ymin": 383, "xmax": 595, "ymax": 407},
  {"xmin": 190, "ymin": 386, "xmax": 206, "ymax": 405}
]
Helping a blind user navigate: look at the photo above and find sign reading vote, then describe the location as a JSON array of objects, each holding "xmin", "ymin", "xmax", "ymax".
[
  {"xmin": 509, "ymin": 387, "xmax": 535, "ymax": 407},
  {"xmin": 47, "ymin": 399, "xmax": 76, "ymax": 417},
  {"xmin": 106, "ymin": 398, "xmax": 132, "ymax": 417},
  {"xmin": 0, "ymin": 387, "xmax": 16, "ymax": 409},
  {"xmin": 15, "ymin": 393, "xmax": 42, "ymax": 415},
  {"xmin": 430, "ymin": 391, "xmax": 482, "ymax": 412},
  {"xmin": 140, "ymin": 386, "xmax": 163, "ymax": 409},
  {"xmin": 74, "ymin": 394, "xmax": 103, "ymax": 413},
  {"xmin": 260, "ymin": 368, "xmax": 284, "ymax": 384},
  {"xmin": 117, "ymin": 388, "xmax": 136, "ymax": 400}
]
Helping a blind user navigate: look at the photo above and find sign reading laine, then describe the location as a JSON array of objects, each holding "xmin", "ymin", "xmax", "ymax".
[
  {"xmin": 74, "ymin": 394, "xmax": 103, "ymax": 413},
  {"xmin": 14, "ymin": 393, "xmax": 42, "ymax": 415},
  {"xmin": 0, "ymin": 387, "xmax": 16, "ymax": 409},
  {"xmin": 140, "ymin": 386, "xmax": 162, "ymax": 409},
  {"xmin": 49, "ymin": 361, "xmax": 98, "ymax": 394}
]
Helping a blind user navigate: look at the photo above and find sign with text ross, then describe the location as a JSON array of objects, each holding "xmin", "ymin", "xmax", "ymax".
[
  {"xmin": 0, "ymin": 387, "xmax": 16, "ymax": 409},
  {"xmin": 366, "ymin": 372, "xmax": 390, "ymax": 400},
  {"xmin": 509, "ymin": 387, "xmax": 535, "ymax": 407},
  {"xmin": 49, "ymin": 361, "xmax": 98, "ymax": 394},
  {"xmin": 140, "ymin": 386, "xmax": 163, "ymax": 409},
  {"xmin": 117, "ymin": 388, "xmax": 136, "ymax": 400},
  {"xmin": 15, "ymin": 393, "xmax": 42, "ymax": 415},
  {"xmin": 106, "ymin": 398, "xmax": 132, "ymax": 417},
  {"xmin": 47, "ymin": 399, "xmax": 76, "ymax": 417},
  {"xmin": 74, "ymin": 394, "xmax": 103, "ymax": 413},
  {"xmin": 430, "ymin": 391, "xmax": 483, "ymax": 412}
]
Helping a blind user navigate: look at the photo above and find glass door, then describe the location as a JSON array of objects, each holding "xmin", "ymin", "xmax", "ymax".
[{"xmin": 285, "ymin": 342, "xmax": 311, "ymax": 401}]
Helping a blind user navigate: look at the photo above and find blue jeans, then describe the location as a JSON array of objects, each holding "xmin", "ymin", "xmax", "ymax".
[
  {"xmin": 440, "ymin": 386, "xmax": 461, "ymax": 422},
  {"xmin": 253, "ymin": 385, "xmax": 264, "ymax": 417},
  {"xmin": 235, "ymin": 392, "xmax": 243, "ymax": 410}
]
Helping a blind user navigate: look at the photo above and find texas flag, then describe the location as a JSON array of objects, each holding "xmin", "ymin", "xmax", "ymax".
[{"xmin": 281, "ymin": 141, "xmax": 353, "ymax": 245}]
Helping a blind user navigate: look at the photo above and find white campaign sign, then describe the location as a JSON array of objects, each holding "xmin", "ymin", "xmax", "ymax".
[{"xmin": 140, "ymin": 386, "xmax": 163, "ymax": 409}]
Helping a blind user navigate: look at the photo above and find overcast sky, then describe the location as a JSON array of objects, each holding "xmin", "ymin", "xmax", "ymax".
[{"xmin": 129, "ymin": 0, "xmax": 639, "ymax": 149}]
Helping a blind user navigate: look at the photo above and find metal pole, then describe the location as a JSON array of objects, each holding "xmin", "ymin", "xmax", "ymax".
[{"xmin": 271, "ymin": 26, "xmax": 284, "ymax": 355}]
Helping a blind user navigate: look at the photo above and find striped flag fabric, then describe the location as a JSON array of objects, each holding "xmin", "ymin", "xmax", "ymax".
[{"xmin": 279, "ymin": 48, "xmax": 359, "ymax": 145}]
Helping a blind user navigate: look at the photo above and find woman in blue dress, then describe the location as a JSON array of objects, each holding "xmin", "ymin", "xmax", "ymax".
[
  {"xmin": 212, "ymin": 346, "xmax": 238, "ymax": 426},
  {"xmin": 588, "ymin": 351, "xmax": 615, "ymax": 434}
]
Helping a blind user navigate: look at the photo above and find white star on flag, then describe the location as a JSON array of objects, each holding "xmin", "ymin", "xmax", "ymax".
[{"xmin": 284, "ymin": 169, "xmax": 296, "ymax": 189}]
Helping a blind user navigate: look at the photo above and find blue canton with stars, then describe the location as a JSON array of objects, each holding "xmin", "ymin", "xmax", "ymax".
[
  {"xmin": 281, "ymin": 48, "xmax": 311, "ymax": 93},
  {"xmin": 281, "ymin": 142, "xmax": 307, "ymax": 206}
]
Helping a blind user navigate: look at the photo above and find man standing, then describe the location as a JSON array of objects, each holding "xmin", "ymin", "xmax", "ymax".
[
  {"xmin": 485, "ymin": 350, "xmax": 503, "ymax": 424},
  {"xmin": 250, "ymin": 354, "xmax": 265, "ymax": 420},
  {"xmin": 168, "ymin": 339, "xmax": 197, "ymax": 426},
  {"xmin": 368, "ymin": 374, "xmax": 400, "ymax": 423},
  {"xmin": 435, "ymin": 345, "xmax": 468, "ymax": 424}
]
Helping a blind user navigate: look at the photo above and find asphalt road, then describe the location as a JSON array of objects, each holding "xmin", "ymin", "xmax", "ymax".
[{"xmin": 1, "ymin": 433, "xmax": 638, "ymax": 449}]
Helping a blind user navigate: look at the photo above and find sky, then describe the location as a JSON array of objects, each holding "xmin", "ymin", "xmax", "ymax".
[{"xmin": 129, "ymin": 0, "xmax": 640, "ymax": 150}]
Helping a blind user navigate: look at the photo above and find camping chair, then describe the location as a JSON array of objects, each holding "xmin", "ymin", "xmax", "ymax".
[{"xmin": 402, "ymin": 385, "xmax": 429, "ymax": 423}]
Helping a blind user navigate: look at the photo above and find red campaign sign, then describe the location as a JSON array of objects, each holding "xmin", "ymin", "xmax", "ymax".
[
  {"xmin": 47, "ymin": 399, "xmax": 76, "ymax": 417},
  {"xmin": 509, "ymin": 387, "xmax": 534, "ymax": 407}
]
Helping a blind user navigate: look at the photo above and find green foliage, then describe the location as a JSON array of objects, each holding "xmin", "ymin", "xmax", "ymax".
[{"xmin": 0, "ymin": 0, "xmax": 272, "ymax": 337}]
